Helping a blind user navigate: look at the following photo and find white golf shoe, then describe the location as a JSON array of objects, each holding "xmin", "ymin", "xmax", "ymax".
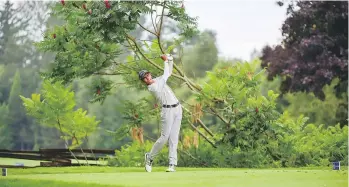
[
  {"xmin": 166, "ymin": 164, "xmax": 176, "ymax": 172},
  {"xmin": 144, "ymin": 153, "xmax": 153, "ymax": 172}
]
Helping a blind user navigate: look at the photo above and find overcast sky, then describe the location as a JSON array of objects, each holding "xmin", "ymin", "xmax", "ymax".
[
  {"xmin": 184, "ymin": 0, "xmax": 288, "ymax": 61},
  {"xmin": 14, "ymin": 0, "xmax": 288, "ymax": 62}
]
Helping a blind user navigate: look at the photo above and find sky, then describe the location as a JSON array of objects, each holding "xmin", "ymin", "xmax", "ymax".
[
  {"xmin": 13, "ymin": 0, "xmax": 288, "ymax": 62},
  {"xmin": 183, "ymin": 0, "xmax": 288, "ymax": 61}
]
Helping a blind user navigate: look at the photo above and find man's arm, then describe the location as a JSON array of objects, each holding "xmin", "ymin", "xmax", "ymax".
[
  {"xmin": 167, "ymin": 54, "xmax": 174, "ymax": 76},
  {"xmin": 162, "ymin": 59, "xmax": 170, "ymax": 82},
  {"xmin": 161, "ymin": 54, "xmax": 173, "ymax": 82}
]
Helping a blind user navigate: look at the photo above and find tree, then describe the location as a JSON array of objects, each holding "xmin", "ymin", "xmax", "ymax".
[
  {"xmin": 0, "ymin": 103, "xmax": 11, "ymax": 149},
  {"xmin": 282, "ymin": 78, "xmax": 346, "ymax": 127},
  {"xmin": 34, "ymin": 1, "xmax": 283, "ymax": 149},
  {"xmin": 182, "ymin": 30, "xmax": 219, "ymax": 79},
  {"xmin": 260, "ymin": 1, "xmax": 347, "ymax": 100},
  {"xmin": 0, "ymin": 0, "xmax": 31, "ymax": 66},
  {"xmin": 20, "ymin": 80, "xmax": 100, "ymax": 149},
  {"xmin": 7, "ymin": 70, "xmax": 32, "ymax": 150},
  {"xmin": 260, "ymin": 1, "xmax": 348, "ymax": 126},
  {"xmin": 8, "ymin": 70, "xmax": 22, "ymax": 128}
]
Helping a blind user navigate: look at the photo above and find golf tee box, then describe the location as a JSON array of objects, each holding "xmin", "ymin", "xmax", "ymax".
[{"xmin": 2, "ymin": 168, "xmax": 7, "ymax": 176}]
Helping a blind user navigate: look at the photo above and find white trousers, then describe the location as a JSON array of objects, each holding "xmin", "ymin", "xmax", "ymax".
[{"xmin": 149, "ymin": 104, "xmax": 182, "ymax": 165}]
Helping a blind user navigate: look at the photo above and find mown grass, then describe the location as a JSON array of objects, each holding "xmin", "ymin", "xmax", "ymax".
[{"xmin": 0, "ymin": 166, "xmax": 347, "ymax": 187}]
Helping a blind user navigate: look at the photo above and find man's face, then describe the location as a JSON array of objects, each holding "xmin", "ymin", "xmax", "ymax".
[{"xmin": 143, "ymin": 72, "xmax": 153, "ymax": 85}]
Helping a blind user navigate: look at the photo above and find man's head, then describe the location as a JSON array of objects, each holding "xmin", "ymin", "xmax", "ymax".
[{"xmin": 138, "ymin": 70, "xmax": 154, "ymax": 85}]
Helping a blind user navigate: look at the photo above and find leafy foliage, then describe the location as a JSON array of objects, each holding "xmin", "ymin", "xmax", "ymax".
[
  {"xmin": 106, "ymin": 140, "xmax": 169, "ymax": 167},
  {"xmin": 195, "ymin": 59, "xmax": 280, "ymax": 150},
  {"xmin": 20, "ymin": 80, "xmax": 100, "ymax": 149},
  {"xmin": 272, "ymin": 112, "xmax": 348, "ymax": 167},
  {"xmin": 261, "ymin": 1, "xmax": 348, "ymax": 100},
  {"xmin": 282, "ymin": 78, "xmax": 347, "ymax": 127},
  {"xmin": 35, "ymin": 0, "xmax": 198, "ymax": 84},
  {"xmin": 107, "ymin": 108, "xmax": 348, "ymax": 168},
  {"xmin": 107, "ymin": 97, "xmax": 159, "ymax": 143}
]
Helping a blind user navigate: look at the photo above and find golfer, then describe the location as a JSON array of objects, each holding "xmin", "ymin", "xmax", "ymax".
[{"xmin": 138, "ymin": 54, "xmax": 182, "ymax": 172}]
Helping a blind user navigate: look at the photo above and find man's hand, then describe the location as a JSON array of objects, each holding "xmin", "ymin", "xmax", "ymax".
[
  {"xmin": 160, "ymin": 54, "xmax": 173, "ymax": 62},
  {"xmin": 160, "ymin": 53, "xmax": 173, "ymax": 81},
  {"xmin": 160, "ymin": 54, "xmax": 167, "ymax": 61}
]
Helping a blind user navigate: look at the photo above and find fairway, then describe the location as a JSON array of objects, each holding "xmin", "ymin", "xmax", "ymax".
[{"xmin": 0, "ymin": 167, "xmax": 347, "ymax": 187}]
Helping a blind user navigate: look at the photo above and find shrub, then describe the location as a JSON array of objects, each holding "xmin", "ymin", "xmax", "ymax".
[
  {"xmin": 106, "ymin": 140, "xmax": 168, "ymax": 167},
  {"xmin": 107, "ymin": 112, "xmax": 348, "ymax": 168}
]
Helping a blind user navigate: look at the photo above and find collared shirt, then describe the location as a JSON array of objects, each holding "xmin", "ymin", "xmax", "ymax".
[{"xmin": 147, "ymin": 60, "xmax": 179, "ymax": 105}]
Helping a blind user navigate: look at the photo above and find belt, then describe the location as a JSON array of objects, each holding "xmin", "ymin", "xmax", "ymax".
[{"xmin": 162, "ymin": 102, "xmax": 180, "ymax": 108}]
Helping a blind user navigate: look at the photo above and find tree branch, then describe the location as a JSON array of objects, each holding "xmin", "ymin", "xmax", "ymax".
[
  {"xmin": 157, "ymin": 2, "xmax": 166, "ymax": 54},
  {"xmin": 210, "ymin": 107, "xmax": 230, "ymax": 127},
  {"xmin": 73, "ymin": 135, "xmax": 89, "ymax": 166},
  {"xmin": 92, "ymin": 72, "xmax": 122, "ymax": 76},
  {"xmin": 150, "ymin": 4, "xmax": 157, "ymax": 34},
  {"xmin": 126, "ymin": 36, "xmax": 143, "ymax": 60},
  {"xmin": 137, "ymin": 22, "xmax": 157, "ymax": 36},
  {"xmin": 84, "ymin": 136, "xmax": 99, "ymax": 166},
  {"xmin": 181, "ymin": 105, "xmax": 215, "ymax": 137},
  {"xmin": 153, "ymin": 5, "xmax": 202, "ymax": 92},
  {"xmin": 197, "ymin": 119, "xmax": 215, "ymax": 137},
  {"xmin": 56, "ymin": 118, "xmax": 80, "ymax": 165},
  {"xmin": 188, "ymin": 120, "xmax": 217, "ymax": 148}
]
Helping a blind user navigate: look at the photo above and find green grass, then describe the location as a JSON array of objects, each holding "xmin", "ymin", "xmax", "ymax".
[{"xmin": 0, "ymin": 166, "xmax": 347, "ymax": 187}]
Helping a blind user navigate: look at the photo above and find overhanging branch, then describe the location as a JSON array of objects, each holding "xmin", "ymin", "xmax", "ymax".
[
  {"xmin": 154, "ymin": 2, "xmax": 202, "ymax": 92},
  {"xmin": 210, "ymin": 107, "xmax": 230, "ymax": 127},
  {"xmin": 137, "ymin": 22, "xmax": 157, "ymax": 36},
  {"xmin": 157, "ymin": 1, "xmax": 166, "ymax": 54},
  {"xmin": 182, "ymin": 105, "xmax": 214, "ymax": 137},
  {"xmin": 188, "ymin": 120, "xmax": 217, "ymax": 148}
]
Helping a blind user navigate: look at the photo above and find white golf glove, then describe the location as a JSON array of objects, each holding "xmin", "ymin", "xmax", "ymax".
[{"xmin": 163, "ymin": 54, "xmax": 173, "ymax": 61}]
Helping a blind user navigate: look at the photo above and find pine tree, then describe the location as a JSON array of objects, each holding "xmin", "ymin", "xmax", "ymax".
[
  {"xmin": 0, "ymin": 65, "xmax": 11, "ymax": 148},
  {"xmin": 8, "ymin": 70, "xmax": 32, "ymax": 150},
  {"xmin": 0, "ymin": 0, "xmax": 31, "ymax": 66},
  {"xmin": 0, "ymin": 103, "xmax": 12, "ymax": 149}
]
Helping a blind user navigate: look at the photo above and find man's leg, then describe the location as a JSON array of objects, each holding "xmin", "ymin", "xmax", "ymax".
[
  {"xmin": 148, "ymin": 108, "xmax": 174, "ymax": 160},
  {"xmin": 168, "ymin": 106, "xmax": 182, "ymax": 169}
]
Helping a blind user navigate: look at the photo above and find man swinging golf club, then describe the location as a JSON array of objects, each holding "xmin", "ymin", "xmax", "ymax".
[{"xmin": 138, "ymin": 54, "xmax": 182, "ymax": 172}]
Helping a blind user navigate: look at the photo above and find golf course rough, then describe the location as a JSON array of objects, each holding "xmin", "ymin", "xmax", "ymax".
[{"xmin": 0, "ymin": 167, "xmax": 347, "ymax": 187}]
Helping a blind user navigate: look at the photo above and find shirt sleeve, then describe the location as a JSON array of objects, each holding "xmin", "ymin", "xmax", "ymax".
[
  {"xmin": 168, "ymin": 59, "xmax": 173, "ymax": 76},
  {"xmin": 162, "ymin": 60, "xmax": 170, "ymax": 81},
  {"xmin": 153, "ymin": 60, "xmax": 172, "ymax": 91}
]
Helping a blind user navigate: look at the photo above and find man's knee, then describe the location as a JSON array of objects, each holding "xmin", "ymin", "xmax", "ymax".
[{"xmin": 157, "ymin": 133, "xmax": 170, "ymax": 143}]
